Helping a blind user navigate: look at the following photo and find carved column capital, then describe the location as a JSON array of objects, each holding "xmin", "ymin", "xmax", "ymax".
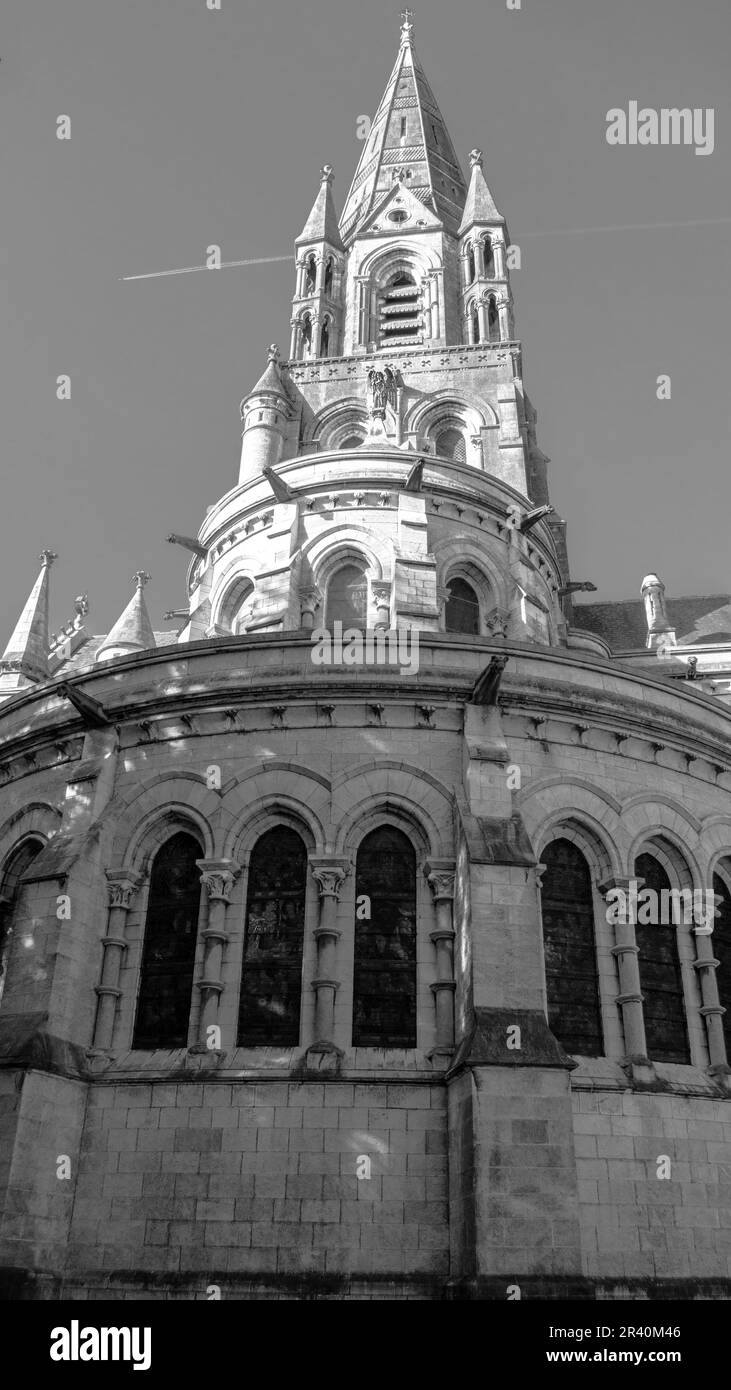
[
  {"xmin": 196, "ymin": 859, "xmax": 241, "ymax": 903},
  {"xmin": 105, "ymin": 871, "xmax": 144, "ymax": 911},
  {"xmin": 425, "ymin": 860, "xmax": 456, "ymax": 902},
  {"xmin": 309, "ymin": 858, "xmax": 350, "ymax": 899}
]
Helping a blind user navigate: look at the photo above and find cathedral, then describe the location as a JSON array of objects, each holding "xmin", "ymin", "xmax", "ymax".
[{"xmin": 2, "ymin": 13, "xmax": 731, "ymax": 1301}]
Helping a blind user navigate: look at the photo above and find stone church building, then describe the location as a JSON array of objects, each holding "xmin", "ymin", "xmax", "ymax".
[{"xmin": 2, "ymin": 14, "xmax": 731, "ymax": 1300}]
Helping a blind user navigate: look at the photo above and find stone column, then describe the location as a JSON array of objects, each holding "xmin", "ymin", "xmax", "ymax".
[
  {"xmin": 289, "ymin": 316, "xmax": 299, "ymax": 360},
  {"xmin": 92, "ymin": 871, "xmax": 144, "ymax": 1051},
  {"xmin": 309, "ymin": 859, "xmax": 349, "ymax": 1046},
  {"xmin": 692, "ymin": 902, "xmax": 728, "ymax": 1073},
  {"xmin": 299, "ymin": 586, "xmax": 322, "ymax": 630},
  {"xmin": 492, "ymin": 236, "xmax": 506, "ymax": 279},
  {"xmin": 194, "ymin": 859, "xmax": 240, "ymax": 1048},
  {"xmin": 497, "ymin": 294, "xmax": 511, "ymax": 341},
  {"xmin": 478, "ymin": 297, "xmax": 489, "ymax": 344},
  {"xmin": 371, "ymin": 583, "xmax": 391, "ymax": 629},
  {"xmin": 597, "ymin": 876, "xmax": 649, "ymax": 1064},
  {"xmin": 426, "ymin": 861, "xmax": 457, "ymax": 1053}
]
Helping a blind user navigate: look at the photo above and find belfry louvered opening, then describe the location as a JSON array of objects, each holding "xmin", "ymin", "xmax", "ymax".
[{"xmin": 379, "ymin": 271, "xmax": 422, "ymax": 345}]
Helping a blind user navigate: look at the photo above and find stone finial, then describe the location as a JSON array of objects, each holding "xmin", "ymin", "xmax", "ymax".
[
  {"xmin": 74, "ymin": 594, "xmax": 89, "ymax": 622},
  {"xmin": 400, "ymin": 8, "xmax": 414, "ymax": 44},
  {"xmin": 267, "ymin": 343, "xmax": 280, "ymax": 362},
  {"xmin": 641, "ymin": 572, "xmax": 675, "ymax": 650},
  {"xmin": 320, "ymin": 164, "xmax": 334, "ymax": 184},
  {"xmin": 469, "ymin": 148, "xmax": 483, "ymax": 169},
  {"xmin": 132, "ymin": 570, "xmax": 151, "ymax": 590},
  {"xmin": 40, "ymin": 549, "xmax": 58, "ymax": 568}
]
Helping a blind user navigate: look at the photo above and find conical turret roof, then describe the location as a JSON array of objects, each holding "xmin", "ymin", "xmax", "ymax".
[
  {"xmin": 0, "ymin": 550, "xmax": 56, "ymax": 684},
  {"xmin": 248, "ymin": 344, "xmax": 289, "ymax": 400},
  {"xmin": 339, "ymin": 13, "xmax": 467, "ymax": 243},
  {"xmin": 296, "ymin": 165, "xmax": 344, "ymax": 250},
  {"xmin": 96, "ymin": 571, "xmax": 156, "ymax": 662},
  {"xmin": 458, "ymin": 148, "xmax": 504, "ymax": 235}
]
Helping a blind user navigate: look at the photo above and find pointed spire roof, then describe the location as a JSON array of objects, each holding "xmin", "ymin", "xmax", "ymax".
[
  {"xmin": 249, "ymin": 343, "xmax": 289, "ymax": 400},
  {"xmin": 458, "ymin": 148, "xmax": 504, "ymax": 235},
  {"xmin": 296, "ymin": 165, "xmax": 344, "ymax": 250},
  {"xmin": 0, "ymin": 550, "xmax": 56, "ymax": 684},
  {"xmin": 339, "ymin": 12, "xmax": 467, "ymax": 243},
  {"xmin": 96, "ymin": 571, "xmax": 156, "ymax": 662}
]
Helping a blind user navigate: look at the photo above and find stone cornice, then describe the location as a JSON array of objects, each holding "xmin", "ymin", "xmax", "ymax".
[{"xmin": 1, "ymin": 640, "xmax": 731, "ymax": 779}]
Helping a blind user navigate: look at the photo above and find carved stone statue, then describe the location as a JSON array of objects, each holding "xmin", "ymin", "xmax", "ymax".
[{"xmin": 367, "ymin": 366, "xmax": 397, "ymax": 417}]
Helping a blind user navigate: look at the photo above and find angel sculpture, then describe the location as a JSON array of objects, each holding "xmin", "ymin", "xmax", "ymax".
[{"xmin": 367, "ymin": 366, "xmax": 397, "ymax": 416}]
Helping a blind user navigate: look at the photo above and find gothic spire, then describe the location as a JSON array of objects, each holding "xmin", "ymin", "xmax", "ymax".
[
  {"xmin": 96, "ymin": 571, "xmax": 156, "ymax": 663},
  {"xmin": 296, "ymin": 165, "xmax": 344, "ymax": 250},
  {"xmin": 338, "ymin": 12, "xmax": 467, "ymax": 243},
  {"xmin": 458, "ymin": 148, "xmax": 504, "ymax": 235},
  {"xmin": 0, "ymin": 549, "xmax": 57, "ymax": 688}
]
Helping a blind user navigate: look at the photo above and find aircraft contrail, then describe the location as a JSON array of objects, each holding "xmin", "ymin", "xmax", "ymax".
[
  {"xmin": 120, "ymin": 254, "xmax": 294, "ymax": 281},
  {"xmin": 120, "ymin": 217, "xmax": 730, "ymax": 280}
]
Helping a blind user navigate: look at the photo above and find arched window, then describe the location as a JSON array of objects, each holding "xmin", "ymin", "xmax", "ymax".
[
  {"xmin": 133, "ymin": 832, "xmax": 202, "ymax": 1049},
  {"xmin": 435, "ymin": 426, "xmax": 466, "ymax": 464},
  {"xmin": 324, "ymin": 257, "xmax": 334, "ymax": 296},
  {"xmin": 353, "ymin": 826, "xmax": 417, "ymax": 1047},
  {"xmin": 634, "ymin": 852, "xmax": 690, "ymax": 1063},
  {"xmin": 320, "ymin": 317, "xmax": 330, "ymax": 357},
  {"xmin": 483, "ymin": 238, "xmax": 495, "ymax": 277},
  {"xmin": 540, "ymin": 838, "xmax": 603, "ymax": 1055},
  {"xmin": 0, "ymin": 838, "xmax": 44, "ymax": 1009},
  {"xmin": 466, "ymin": 245, "xmax": 476, "ymax": 284},
  {"xmin": 379, "ymin": 270, "xmax": 420, "ymax": 345},
  {"xmin": 238, "ymin": 826, "xmax": 307, "ymax": 1046},
  {"xmin": 445, "ymin": 576, "xmax": 480, "ymax": 634},
  {"xmin": 470, "ymin": 302, "xmax": 480, "ymax": 345},
  {"xmin": 300, "ymin": 314, "xmax": 312, "ymax": 356},
  {"xmin": 218, "ymin": 576, "xmax": 255, "ymax": 635},
  {"xmin": 487, "ymin": 294, "xmax": 499, "ymax": 343},
  {"xmin": 712, "ymin": 867, "xmax": 731, "ymax": 1057},
  {"xmin": 304, "ymin": 255, "xmax": 317, "ymax": 294},
  {"xmin": 340, "ymin": 435, "xmax": 362, "ymax": 450},
  {"xmin": 325, "ymin": 562, "xmax": 368, "ymax": 630}
]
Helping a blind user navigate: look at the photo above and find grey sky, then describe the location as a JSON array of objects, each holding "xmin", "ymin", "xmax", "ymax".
[{"xmin": 2, "ymin": 0, "xmax": 729, "ymax": 642}]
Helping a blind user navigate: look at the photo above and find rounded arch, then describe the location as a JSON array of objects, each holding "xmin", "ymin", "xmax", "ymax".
[
  {"xmin": 535, "ymin": 814, "xmax": 615, "ymax": 885},
  {"xmin": 307, "ymin": 397, "xmax": 370, "ymax": 450},
  {"xmin": 301, "ymin": 524, "xmax": 393, "ymax": 592},
  {"xmin": 333, "ymin": 763, "xmax": 453, "ymax": 860},
  {"xmin": 122, "ymin": 806, "xmax": 211, "ymax": 878},
  {"xmin": 0, "ymin": 801, "xmax": 61, "ymax": 866},
  {"xmin": 621, "ymin": 790, "xmax": 702, "ymax": 836},
  {"xmin": 519, "ymin": 779, "xmax": 625, "ymax": 880},
  {"xmin": 211, "ymin": 572, "xmax": 256, "ymax": 634},
  {"xmin": 343, "ymin": 803, "xmax": 433, "ymax": 866},
  {"xmin": 407, "ymin": 391, "xmax": 497, "ymax": 435},
  {"xmin": 356, "ymin": 240, "xmax": 442, "ymax": 283},
  {"xmin": 229, "ymin": 803, "xmax": 319, "ymax": 864},
  {"xmin": 628, "ymin": 829, "xmax": 699, "ymax": 893},
  {"xmin": 106, "ymin": 774, "xmax": 217, "ymax": 870},
  {"xmin": 434, "ymin": 538, "xmax": 509, "ymax": 615}
]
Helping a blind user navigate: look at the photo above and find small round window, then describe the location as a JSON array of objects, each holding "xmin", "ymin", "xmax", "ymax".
[{"xmin": 388, "ymin": 209, "xmax": 408, "ymax": 224}]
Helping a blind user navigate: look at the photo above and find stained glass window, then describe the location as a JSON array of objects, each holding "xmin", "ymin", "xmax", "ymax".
[
  {"xmin": 133, "ymin": 832, "xmax": 202, "ymax": 1049},
  {"xmin": 0, "ymin": 838, "xmax": 44, "ymax": 1009},
  {"xmin": 541, "ymin": 838, "xmax": 603, "ymax": 1055},
  {"xmin": 353, "ymin": 826, "xmax": 417, "ymax": 1047},
  {"xmin": 445, "ymin": 576, "xmax": 479, "ymax": 633},
  {"xmin": 238, "ymin": 826, "xmax": 307, "ymax": 1046},
  {"xmin": 634, "ymin": 853, "xmax": 690, "ymax": 1063}
]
